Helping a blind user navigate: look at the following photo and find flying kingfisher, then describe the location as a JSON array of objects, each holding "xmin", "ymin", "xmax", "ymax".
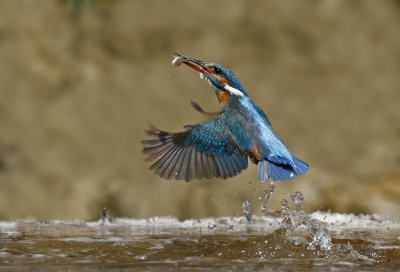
[{"xmin": 141, "ymin": 53, "xmax": 309, "ymax": 182}]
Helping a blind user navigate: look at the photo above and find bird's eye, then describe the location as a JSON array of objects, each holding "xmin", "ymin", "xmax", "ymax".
[{"xmin": 214, "ymin": 67, "xmax": 221, "ymax": 74}]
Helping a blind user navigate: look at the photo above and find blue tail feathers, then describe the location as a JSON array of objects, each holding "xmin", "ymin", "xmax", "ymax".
[{"xmin": 257, "ymin": 156, "xmax": 309, "ymax": 182}]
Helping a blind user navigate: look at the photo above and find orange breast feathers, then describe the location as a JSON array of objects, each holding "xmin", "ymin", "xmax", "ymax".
[
  {"xmin": 215, "ymin": 75, "xmax": 231, "ymax": 110},
  {"xmin": 245, "ymin": 145, "xmax": 261, "ymax": 164},
  {"xmin": 218, "ymin": 91, "xmax": 230, "ymax": 110}
]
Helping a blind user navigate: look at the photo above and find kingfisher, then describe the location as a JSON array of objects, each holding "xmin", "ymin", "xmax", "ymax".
[{"xmin": 141, "ymin": 53, "xmax": 309, "ymax": 182}]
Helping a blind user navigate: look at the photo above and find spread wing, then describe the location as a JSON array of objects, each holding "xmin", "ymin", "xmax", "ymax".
[{"xmin": 141, "ymin": 120, "xmax": 248, "ymax": 182}]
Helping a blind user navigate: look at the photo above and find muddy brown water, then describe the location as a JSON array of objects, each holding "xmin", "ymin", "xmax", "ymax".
[{"xmin": 1, "ymin": 213, "xmax": 399, "ymax": 271}]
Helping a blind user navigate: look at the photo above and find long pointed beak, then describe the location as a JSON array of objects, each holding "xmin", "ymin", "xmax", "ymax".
[{"xmin": 172, "ymin": 52, "xmax": 213, "ymax": 76}]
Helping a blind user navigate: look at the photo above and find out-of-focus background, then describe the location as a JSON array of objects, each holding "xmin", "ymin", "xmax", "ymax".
[{"xmin": 0, "ymin": 0, "xmax": 399, "ymax": 221}]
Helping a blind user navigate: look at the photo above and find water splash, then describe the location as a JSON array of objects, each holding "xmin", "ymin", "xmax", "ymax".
[
  {"xmin": 285, "ymin": 191, "xmax": 333, "ymax": 251},
  {"xmin": 207, "ymin": 223, "xmax": 217, "ymax": 230},
  {"xmin": 306, "ymin": 219, "xmax": 332, "ymax": 251},
  {"xmin": 290, "ymin": 191, "xmax": 304, "ymax": 205},
  {"xmin": 101, "ymin": 207, "xmax": 112, "ymax": 225},
  {"xmin": 242, "ymin": 200, "xmax": 252, "ymax": 214},
  {"xmin": 258, "ymin": 182, "xmax": 277, "ymax": 215}
]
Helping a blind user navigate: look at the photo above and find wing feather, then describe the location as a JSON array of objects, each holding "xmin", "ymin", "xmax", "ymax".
[
  {"xmin": 202, "ymin": 153, "xmax": 209, "ymax": 179},
  {"xmin": 182, "ymin": 145, "xmax": 193, "ymax": 182},
  {"xmin": 141, "ymin": 121, "xmax": 248, "ymax": 182},
  {"xmin": 207, "ymin": 154, "xmax": 218, "ymax": 179},
  {"xmin": 196, "ymin": 152, "xmax": 203, "ymax": 180},
  {"xmin": 162, "ymin": 145, "xmax": 185, "ymax": 179},
  {"xmin": 187, "ymin": 145, "xmax": 197, "ymax": 181},
  {"xmin": 174, "ymin": 147, "xmax": 189, "ymax": 180}
]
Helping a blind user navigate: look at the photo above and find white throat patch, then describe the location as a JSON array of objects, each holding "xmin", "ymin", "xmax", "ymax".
[{"xmin": 224, "ymin": 85, "xmax": 244, "ymax": 97}]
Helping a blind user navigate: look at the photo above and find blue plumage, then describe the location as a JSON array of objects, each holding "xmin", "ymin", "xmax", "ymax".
[{"xmin": 141, "ymin": 53, "xmax": 309, "ymax": 182}]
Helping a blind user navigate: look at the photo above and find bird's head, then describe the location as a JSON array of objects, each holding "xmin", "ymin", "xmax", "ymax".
[{"xmin": 172, "ymin": 52, "xmax": 248, "ymax": 97}]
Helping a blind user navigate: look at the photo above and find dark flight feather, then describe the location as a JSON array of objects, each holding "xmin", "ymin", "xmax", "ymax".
[{"xmin": 141, "ymin": 124, "xmax": 248, "ymax": 182}]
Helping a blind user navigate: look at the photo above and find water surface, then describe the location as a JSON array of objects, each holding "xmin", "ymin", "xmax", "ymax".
[{"xmin": 1, "ymin": 212, "xmax": 399, "ymax": 271}]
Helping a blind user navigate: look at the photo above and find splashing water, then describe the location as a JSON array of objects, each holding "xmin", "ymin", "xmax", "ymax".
[
  {"xmin": 280, "ymin": 199, "xmax": 293, "ymax": 235},
  {"xmin": 258, "ymin": 182, "xmax": 277, "ymax": 215},
  {"xmin": 290, "ymin": 191, "xmax": 304, "ymax": 205},
  {"xmin": 210, "ymin": 183, "xmax": 333, "ymax": 252},
  {"xmin": 242, "ymin": 200, "xmax": 252, "ymax": 214},
  {"xmin": 208, "ymin": 223, "xmax": 217, "ymax": 230},
  {"xmin": 284, "ymin": 191, "xmax": 333, "ymax": 251}
]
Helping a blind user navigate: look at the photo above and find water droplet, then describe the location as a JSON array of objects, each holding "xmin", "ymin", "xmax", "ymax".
[
  {"xmin": 261, "ymin": 203, "xmax": 268, "ymax": 214},
  {"xmin": 269, "ymin": 183, "xmax": 276, "ymax": 191},
  {"xmin": 222, "ymin": 194, "xmax": 227, "ymax": 199},
  {"xmin": 254, "ymin": 189, "xmax": 258, "ymax": 193},
  {"xmin": 227, "ymin": 225, "xmax": 234, "ymax": 231},
  {"xmin": 221, "ymin": 203, "xmax": 226, "ymax": 207},
  {"xmin": 208, "ymin": 223, "xmax": 217, "ymax": 230},
  {"xmin": 263, "ymin": 190, "xmax": 271, "ymax": 199},
  {"xmin": 290, "ymin": 191, "xmax": 304, "ymax": 205},
  {"xmin": 311, "ymin": 187, "xmax": 314, "ymax": 191},
  {"xmin": 247, "ymin": 180, "xmax": 251, "ymax": 185},
  {"xmin": 282, "ymin": 124, "xmax": 285, "ymax": 127},
  {"xmin": 232, "ymin": 191, "xmax": 236, "ymax": 196},
  {"xmin": 242, "ymin": 200, "xmax": 252, "ymax": 214},
  {"xmin": 210, "ymin": 198, "xmax": 215, "ymax": 202}
]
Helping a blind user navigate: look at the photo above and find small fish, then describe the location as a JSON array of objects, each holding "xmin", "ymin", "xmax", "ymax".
[{"xmin": 171, "ymin": 56, "xmax": 186, "ymax": 67}]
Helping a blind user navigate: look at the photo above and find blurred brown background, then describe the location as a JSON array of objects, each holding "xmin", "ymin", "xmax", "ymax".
[{"xmin": 0, "ymin": 0, "xmax": 399, "ymax": 221}]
